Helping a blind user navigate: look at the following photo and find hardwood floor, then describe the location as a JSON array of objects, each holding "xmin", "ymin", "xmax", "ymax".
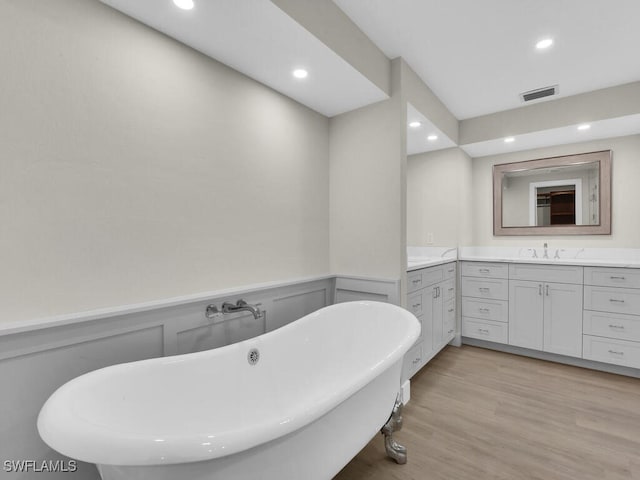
[{"xmin": 334, "ymin": 345, "xmax": 640, "ymax": 480}]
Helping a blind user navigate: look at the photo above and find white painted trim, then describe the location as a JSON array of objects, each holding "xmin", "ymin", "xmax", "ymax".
[
  {"xmin": 0, "ymin": 274, "xmax": 334, "ymax": 337},
  {"xmin": 528, "ymin": 178, "xmax": 583, "ymax": 226}
]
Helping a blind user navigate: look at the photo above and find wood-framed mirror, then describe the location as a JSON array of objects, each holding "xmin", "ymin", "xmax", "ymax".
[{"xmin": 493, "ymin": 150, "xmax": 612, "ymax": 236}]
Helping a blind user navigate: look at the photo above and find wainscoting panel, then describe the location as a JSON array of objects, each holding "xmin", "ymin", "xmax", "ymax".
[
  {"xmin": 0, "ymin": 326, "xmax": 164, "ymax": 480},
  {"xmin": 334, "ymin": 276, "xmax": 401, "ymax": 305}
]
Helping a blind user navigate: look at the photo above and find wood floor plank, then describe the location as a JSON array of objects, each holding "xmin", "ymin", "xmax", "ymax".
[{"xmin": 334, "ymin": 345, "xmax": 640, "ymax": 480}]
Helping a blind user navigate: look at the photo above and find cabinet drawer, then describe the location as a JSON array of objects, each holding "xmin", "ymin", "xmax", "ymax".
[
  {"xmin": 443, "ymin": 279, "xmax": 456, "ymax": 301},
  {"xmin": 403, "ymin": 343, "xmax": 424, "ymax": 379},
  {"xmin": 461, "ymin": 262, "xmax": 508, "ymax": 279},
  {"xmin": 443, "ymin": 262, "xmax": 457, "ymax": 279},
  {"xmin": 407, "ymin": 291, "xmax": 423, "ymax": 316},
  {"xmin": 583, "ymin": 335, "xmax": 640, "ymax": 369},
  {"xmin": 461, "ymin": 277, "xmax": 509, "ymax": 300},
  {"xmin": 584, "ymin": 286, "xmax": 640, "ymax": 316},
  {"xmin": 584, "ymin": 267, "xmax": 640, "ymax": 289},
  {"xmin": 407, "ymin": 270, "xmax": 423, "ymax": 293},
  {"xmin": 583, "ymin": 310, "xmax": 640, "ymax": 342},
  {"xmin": 462, "ymin": 318, "xmax": 508, "ymax": 343},
  {"xmin": 509, "ymin": 263, "xmax": 583, "ymax": 284},
  {"xmin": 444, "ymin": 299, "xmax": 456, "ymax": 337},
  {"xmin": 422, "ymin": 266, "xmax": 445, "ymax": 287},
  {"xmin": 461, "ymin": 297, "xmax": 508, "ymax": 323}
]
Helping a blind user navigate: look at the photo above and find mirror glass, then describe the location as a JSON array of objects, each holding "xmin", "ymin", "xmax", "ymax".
[{"xmin": 493, "ymin": 151, "xmax": 611, "ymax": 236}]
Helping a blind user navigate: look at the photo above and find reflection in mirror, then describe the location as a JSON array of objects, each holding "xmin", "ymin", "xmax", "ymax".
[
  {"xmin": 502, "ymin": 161, "xmax": 599, "ymax": 227},
  {"xmin": 494, "ymin": 151, "xmax": 611, "ymax": 236}
]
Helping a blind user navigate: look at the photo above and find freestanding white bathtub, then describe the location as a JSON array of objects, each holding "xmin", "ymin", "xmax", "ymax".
[{"xmin": 38, "ymin": 301, "xmax": 420, "ymax": 480}]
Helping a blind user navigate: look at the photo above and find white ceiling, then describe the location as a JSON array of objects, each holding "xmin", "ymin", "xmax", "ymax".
[
  {"xmin": 100, "ymin": 0, "xmax": 640, "ymax": 157},
  {"xmin": 462, "ymin": 113, "xmax": 640, "ymax": 158},
  {"xmin": 99, "ymin": 0, "xmax": 387, "ymax": 117},
  {"xmin": 333, "ymin": 0, "xmax": 640, "ymax": 120},
  {"xmin": 407, "ymin": 104, "xmax": 456, "ymax": 155}
]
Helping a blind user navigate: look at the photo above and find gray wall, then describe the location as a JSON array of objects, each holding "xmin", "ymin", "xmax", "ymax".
[
  {"xmin": 0, "ymin": 0, "xmax": 330, "ymax": 324},
  {"xmin": 472, "ymin": 134, "xmax": 640, "ymax": 246},
  {"xmin": 407, "ymin": 147, "xmax": 473, "ymax": 247}
]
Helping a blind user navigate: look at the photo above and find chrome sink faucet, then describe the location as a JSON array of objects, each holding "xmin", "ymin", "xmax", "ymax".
[
  {"xmin": 440, "ymin": 247, "xmax": 457, "ymax": 258},
  {"xmin": 222, "ymin": 299, "xmax": 263, "ymax": 319},
  {"xmin": 543, "ymin": 242, "xmax": 549, "ymax": 259}
]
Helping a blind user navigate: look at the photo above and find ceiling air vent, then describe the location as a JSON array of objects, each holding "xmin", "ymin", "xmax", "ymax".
[{"xmin": 520, "ymin": 85, "xmax": 558, "ymax": 103}]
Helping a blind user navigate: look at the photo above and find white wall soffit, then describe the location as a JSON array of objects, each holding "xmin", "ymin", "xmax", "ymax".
[
  {"xmin": 407, "ymin": 103, "xmax": 456, "ymax": 155},
  {"xmin": 460, "ymin": 114, "xmax": 640, "ymax": 158},
  {"xmin": 99, "ymin": 0, "xmax": 388, "ymax": 117}
]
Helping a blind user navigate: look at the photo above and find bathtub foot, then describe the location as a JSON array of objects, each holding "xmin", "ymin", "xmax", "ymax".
[{"xmin": 381, "ymin": 395, "xmax": 407, "ymax": 465}]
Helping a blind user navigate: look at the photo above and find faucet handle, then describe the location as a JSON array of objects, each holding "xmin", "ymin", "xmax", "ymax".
[
  {"xmin": 205, "ymin": 304, "xmax": 221, "ymax": 319},
  {"xmin": 554, "ymin": 249, "xmax": 565, "ymax": 259},
  {"xmin": 529, "ymin": 248, "xmax": 538, "ymax": 258}
]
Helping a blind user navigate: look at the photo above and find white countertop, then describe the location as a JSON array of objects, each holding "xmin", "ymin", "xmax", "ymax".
[
  {"xmin": 406, "ymin": 246, "xmax": 458, "ymax": 272},
  {"xmin": 407, "ymin": 257, "xmax": 457, "ymax": 271},
  {"xmin": 458, "ymin": 247, "xmax": 640, "ymax": 269}
]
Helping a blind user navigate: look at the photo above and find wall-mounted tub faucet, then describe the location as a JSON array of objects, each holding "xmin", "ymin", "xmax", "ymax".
[{"xmin": 222, "ymin": 299, "xmax": 263, "ymax": 319}]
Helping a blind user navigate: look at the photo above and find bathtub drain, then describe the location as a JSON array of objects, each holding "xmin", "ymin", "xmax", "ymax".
[{"xmin": 247, "ymin": 348, "xmax": 260, "ymax": 365}]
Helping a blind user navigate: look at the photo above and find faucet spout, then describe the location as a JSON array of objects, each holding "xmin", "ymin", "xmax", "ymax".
[
  {"xmin": 440, "ymin": 247, "xmax": 457, "ymax": 258},
  {"xmin": 222, "ymin": 299, "xmax": 262, "ymax": 319}
]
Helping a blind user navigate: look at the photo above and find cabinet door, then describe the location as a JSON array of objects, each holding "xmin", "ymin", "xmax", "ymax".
[
  {"xmin": 543, "ymin": 282, "xmax": 583, "ymax": 357},
  {"xmin": 509, "ymin": 280, "xmax": 543, "ymax": 350},
  {"xmin": 421, "ymin": 287, "xmax": 435, "ymax": 360},
  {"xmin": 431, "ymin": 284, "xmax": 443, "ymax": 351}
]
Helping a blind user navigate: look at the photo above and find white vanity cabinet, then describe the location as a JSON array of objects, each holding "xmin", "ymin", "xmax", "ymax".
[
  {"xmin": 508, "ymin": 264, "xmax": 583, "ymax": 358},
  {"xmin": 403, "ymin": 262, "xmax": 457, "ymax": 382},
  {"xmin": 583, "ymin": 267, "xmax": 640, "ymax": 368},
  {"xmin": 460, "ymin": 257, "xmax": 640, "ymax": 374}
]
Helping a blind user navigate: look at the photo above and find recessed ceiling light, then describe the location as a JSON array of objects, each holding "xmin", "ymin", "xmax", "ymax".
[
  {"xmin": 292, "ymin": 69, "xmax": 308, "ymax": 79},
  {"xmin": 427, "ymin": 134, "xmax": 438, "ymax": 141},
  {"xmin": 536, "ymin": 38, "xmax": 554, "ymax": 50},
  {"xmin": 577, "ymin": 124, "xmax": 591, "ymax": 131},
  {"xmin": 173, "ymin": 0, "xmax": 194, "ymax": 10},
  {"xmin": 504, "ymin": 137, "xmax": 515, "ymax": 143},
  {"xmin": 408, "ymin": 121, "xmax": 422, "ymax": 128}
]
